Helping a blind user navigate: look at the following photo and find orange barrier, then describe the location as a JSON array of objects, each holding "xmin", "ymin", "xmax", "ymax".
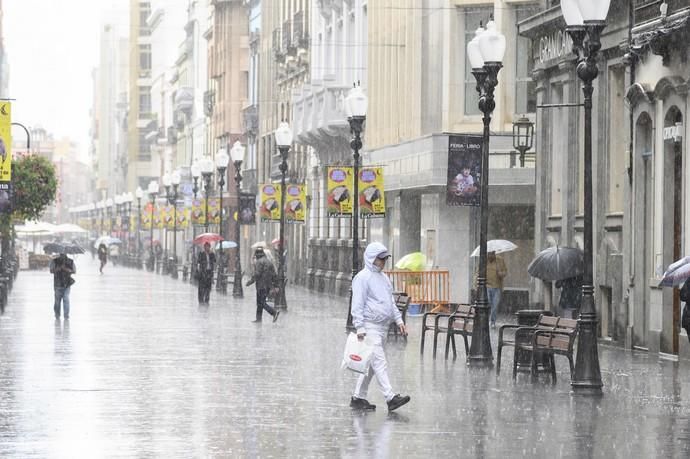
[{"xmin": 385, "ymin": 270, "xmax": 450, "ymax": 312}]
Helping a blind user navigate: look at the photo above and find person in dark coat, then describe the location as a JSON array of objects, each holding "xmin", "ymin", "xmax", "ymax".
[
  {"xmin": 196, "ymin": 242, "xmax": 216, "ymax": 304},
  {"xmin": 97, "ymin": 243, "xmax": 108, "ymax": 274},
  {"xmin": 556, "ymin": 275, "xmax": 582, "ymax": 319},
  {"xmin": 49, "ymin": 250, "xmax": 76, "ymax": 320},
  {"xmin": 680, "ymin": 279, "xmax": 690, "ymax": 343},
  {"xmin": 246, "ymin": 247, "xmax": 280, "ymax": 323}
]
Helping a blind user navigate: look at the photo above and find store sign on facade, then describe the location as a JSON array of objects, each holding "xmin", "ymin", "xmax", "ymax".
[{"xmin": 537, "ymin": 29, "xmax": 573, "ymax": 64}]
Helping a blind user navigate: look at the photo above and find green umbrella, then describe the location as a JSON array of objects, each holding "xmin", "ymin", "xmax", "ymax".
[{"xmin": 395, "ymin": 252, "xmax": 427, "ymax": 271}]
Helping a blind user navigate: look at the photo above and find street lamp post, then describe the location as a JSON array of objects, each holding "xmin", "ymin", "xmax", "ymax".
[
  {"xmin": 163, "ymin": 173, "xmax": 172, "ymax": 275},
  {"xmin": 170, "ymin": 170, "xmax": 181, "ymax": 279},
  {"xmin": 512, "ymin": 116, "xmax": 534, "ymax": 168},
  {"xmin": 343, "ymin": 85, "xmax": 368, "ymax": 331},
  {"xmin": 215, "ymin": 147, "xmax": 230, "ymax": 294},
  {"xmin": 274, "ymin": 122, "xmax": 293, "ymax": 310},
  {"xmin": 147, "ymin": 181, "xmax": 159, "ymax": 272},
  {"xmin": 230, "ymin": 140, "xmax": 246, "ymax": 298},
  {"xmin": 466, "ymin": 18, "xmax": 506, "ymax": 367},
  {"xmin": 190, "ymin": 162, "xmax": 201, "ymax": 284},
  {"xmin": 200, "ymin": 156, "xmax": 214, "ymax": 234},
  {"xmin": 135, "ymin": 187, "xmax": 144, "ymax": 269},
  {"xmin": 106, "ymin": 198, "xmax": 114, "ymax": 237},
  {"xmin": 562, "ymin": 0, "xmax": 610, "ymax": 395}
]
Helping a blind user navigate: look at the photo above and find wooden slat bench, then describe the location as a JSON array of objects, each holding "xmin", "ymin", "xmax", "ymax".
[
  {"xmin": 444, "ymin": 305, "xmax": 476, "ymax": 360},
  {"xmin": 502, "ymin": 315, "xmax": 578, "ymax": 383},
  {"xmin": 419, "ymin": 304, "xmax": 473, "ymax": 359}
]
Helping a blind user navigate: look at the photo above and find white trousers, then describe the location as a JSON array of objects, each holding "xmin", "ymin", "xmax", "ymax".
[{"xmin": 353, "ymin": 324, "xmax": 395, "ymax": 402}]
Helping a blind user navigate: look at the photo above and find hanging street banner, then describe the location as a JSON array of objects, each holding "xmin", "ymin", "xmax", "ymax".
[
  {"xmin": 359, "ymin": 167, "xmax": 385, "ymax": 219},
  {"xmin": 141, "ymin": 203, "xmax": 154, "ymax": 230},
  {"xmin": 260, "ymin": 184, "xmax": 281, "ymax": 222},
  {"xmin": 327, "ymin": 166, "xmax": 354, "ymax": 217},
  {"xmin": 191, "ymin": 198, "xmax": 205, "ymax": 225},
  {"xmin": 207, "ymin": 198, "xmax": 221, "ymax": 225},
  {"xmin": 0, "ymin": 102, "xmax": 12, "ymax": 214},
  {"xmin": 163, "ymin": 204, "xmax": 175, "ymax": 230},
  {"xmin": 284, "ymin": 184, "xmax": 307, "ymax": 223},
  {"xmin": 447, "ymin": 134, "xmax": 483, "ymax": 207},
  {"xmin": 239, "ymin": 192, "xmax": 257, "ymax": 225},
  {"xmin": 176, "ymin": 206, "xmax": 190, "ymax": 229}
]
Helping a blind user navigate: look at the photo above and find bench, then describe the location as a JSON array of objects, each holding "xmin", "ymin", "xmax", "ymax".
[
  {"xmin": 419, "ymin": 303, "xmax": 473, "ymax": 359},
  {"xmin": 498, "ymin": 315, "xmax": 578, "ymax": 383},
  {"xmin": 388, "ymin": 292, "xmax": 411, "ymax": 340},
  {"xmin": 444, "ymin": 305, "xmax": 476, "ymax": 360}
]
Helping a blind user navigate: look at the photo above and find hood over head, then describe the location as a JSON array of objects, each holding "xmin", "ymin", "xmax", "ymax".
[{"xmin": 363, "ymin": 242, "xmax": 390, "ymax": 271}]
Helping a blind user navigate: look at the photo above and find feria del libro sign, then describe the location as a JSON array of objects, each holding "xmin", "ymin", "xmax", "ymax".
[{"xmin": 538, "ymin": 29, "xmax": 573, "ymax": 64}]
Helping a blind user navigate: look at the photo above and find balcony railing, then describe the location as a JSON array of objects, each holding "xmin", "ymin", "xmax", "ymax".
[{"xmin": 635, "ymin": 0, "xmax": 688, "ymax": 24}]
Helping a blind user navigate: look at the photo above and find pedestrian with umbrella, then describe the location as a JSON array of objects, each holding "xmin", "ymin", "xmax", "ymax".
[
  {"xmin": 471, "ymin": 240, "xmax": 515, "ymax": 328},
  {"xmin": 660, "ymin": 256, "xmax": 690, "ymax": 342},
  {"xmin": 246, "ymin": 247, "xmax": 280, "ymax": 323},
  {"xmin": 98, "ymin": 244, "xmax": 108, "ymax": 274},
  {"xmin": 49, "ymin": 246, "xmax": 76, "ymax": 320},
  {"xmin": 196, "ymin": 242, "xmax": 216, "ymax": 304},
  {"xmin": 528, "ymin": 246, "xmax": 584, "ymax": 318}
]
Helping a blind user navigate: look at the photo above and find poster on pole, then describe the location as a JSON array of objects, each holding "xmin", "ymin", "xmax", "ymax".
[
  {"xmin": 176, "ymin": 206, "xmax": 190, "ymax": 229},
  {"xmin": 163, "ymin": 204, "xmax": 175, "ymax": 230},
  {"xmin": 284, "ymin": 184, "xmax": 306, "ymax": 223},
  {"xmin": 207, "ymin": 198, "xmax": 221, "ymax": 225},
  {"xmin": 0, "ymin": 101, "xmax": 12, "ymax": 214},
  {"xmin": 259, "ymin": 184, "xmax": 281, "ymax": 222},
  {"xmin": 359, "ymin": 167, "xmax": 385, "ymax": 219},
  {"xmin": 238, "ymin": 192, "xmax": 257, "ymax": 225},
  {"xmin": 191, "ymin": 198, "xmax": 205, "ymax": 225},
  {"xmin": 327, "ymin": 166, "xmax": 353, "ymax": 217},
  {"xmin": 446, "ymin": 134, "xmax": 483, "ymax": 207},
  {"xmin": 141, "ymin": 204, "xmax": 153, "ymax": 230}
]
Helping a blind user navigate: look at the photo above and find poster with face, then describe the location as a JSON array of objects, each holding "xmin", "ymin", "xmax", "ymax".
[
  {"xmin": 260, "ymin": 184, "xmax": 281, "ymax": 222},
  {"xmin": 359, "ymin": 167, "xmax": 385, "ymax": 219},
  {"xmin": 284, "ymin": 184, "xmax": 306, "ymax": 223},
  {"xmin": 239, "ymin": 193, "xmax": 257, "ymax": 225},
  {"xmin": 447, "ymin": 134, "xmax": 483, "ymax": 207}
]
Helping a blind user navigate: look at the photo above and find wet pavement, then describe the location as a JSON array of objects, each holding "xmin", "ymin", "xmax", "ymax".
[{"xmin": 1, "ymin": 256, "xmax": 690, "ymax": 457}]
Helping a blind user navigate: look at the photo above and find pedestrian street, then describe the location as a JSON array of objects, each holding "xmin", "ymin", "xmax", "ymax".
[{"xmin": 0, "ymin": 257, "xmax": 689, "ymax": 457}]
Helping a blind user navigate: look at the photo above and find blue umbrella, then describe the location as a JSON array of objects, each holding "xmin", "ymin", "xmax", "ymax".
[{"xmin": 216, "ymin": 240, "xmax": 238, "ymax": 249}]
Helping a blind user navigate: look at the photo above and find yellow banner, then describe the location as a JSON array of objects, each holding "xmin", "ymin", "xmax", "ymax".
[
  {"xmin": 284, "ymin": 184, "xmax": 306, "ymax": 223},
  {"xmin": 163, "ymin": 204, "xmax": 175, "ymax": 230},
  {"xmin": 207, "ymin": 198, "xmax": 221, "ymax": 225},
  {"xmin": 0, "ymin": 102, "xmax": 11, "ymax": 184},
  {"xmin": 141, "ymin": 204, "xmax": 153, "ymax": 230},
  {"xmin": 192, "ymin": 198, "xmax": 206, "ymax": 225},
  {"xmin": 327, "ymin": 166, "xmax": 353, "ymax": 217},
  {"xmin": 259, "ymin": 183, "xmax": 281, "ymax": 222},
  {"xmin": 359, "ymin": 167, "xmax": 386, "ymax": 218},
  {"xmin": 177, "ymin": 206, "xmax": 190, "ymax": 229}
]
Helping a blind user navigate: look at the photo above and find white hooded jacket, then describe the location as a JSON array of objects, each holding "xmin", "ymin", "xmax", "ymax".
[{"xmin": 351, "ymin": 242, "xmax": 403, "ymax": 335}]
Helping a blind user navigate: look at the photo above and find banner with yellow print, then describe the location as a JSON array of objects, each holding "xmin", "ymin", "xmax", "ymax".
[
  {"xmin": 326, "ymin": 166, "xmax": 353, "ymax": 217},
  {"xmin": 284, "ymin": 184, "xmax": 307, "ymax": 223},
  {"xmin": 359, "ymin": 167, "xmax": 386, "ymax": 219},
  {"xmin": 176, "ymin": 206, "xmax": 190, "ymax": 229},
  {"xmin": 259, "ymin": 184, "xmax": 281, "ymax": 222},
  {"xmin": 0, "ymin": 102, "xmax": 12, "ymax": 215}
]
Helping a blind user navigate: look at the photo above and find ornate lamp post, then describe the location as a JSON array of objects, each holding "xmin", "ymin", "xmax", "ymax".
[
  {"xmin": 190, "ymin": 162, "xmax": 201, "ymax": 284},
  {"xmin": 147, "ymin": 180, "xmax": 159, "ymax": 272},
  {"xmin": 135, "ymin": 186, "xmax": 144, "ymax": 269},
  {"xmin": 124, "ymin": 192, "xmax": 134, "ymax": 264},
  {"xmin": 97, "ymin": 201, "xmax": 104, "ymax": 236},
  {"xmin": 230, "ymin": 140, "xmax": 246, "ymax": 298},
  {"xmin": 200, "ymin": 156, "xmax": 214, "ymax": 233},
  {"xmin": 512, "ymin": 116, "xmax": 534, "ymax": 168},
  {"xmin": 215, "ymin": 147, "xmax": 230, "ymax": 293},
  {"xmin": 466, "ymin": 18, "xmax": 506, "ymax": 367},
  {"xmin": 170, "ymin": 170, "xmax": 181, "ymax": 279},
  {"xmin": 162, "ymin": 172, "xmax": 172, "ymax": 275},
  {"xmin": 274, "ymin": 122, "xmax": 293, "ymax": 310},
  {"xmin": 114, "ymin": 194, "xmax": 123, "ymax": 251},
  {"xmin": 343, "ymin": 85, "xmax": 368, "ymax": 331},
  {"xmin": 106, "ymin": 198, "xmax": 114, "ymax": 237},
  {"xmin": 562, "ymin": 0, "xmax": 610, "ymax": 395}
]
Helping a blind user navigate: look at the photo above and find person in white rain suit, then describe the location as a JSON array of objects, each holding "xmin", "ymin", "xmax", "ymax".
[{"xmin": 350, "ymin": 242, "xmax": 411, "ymax": 412}]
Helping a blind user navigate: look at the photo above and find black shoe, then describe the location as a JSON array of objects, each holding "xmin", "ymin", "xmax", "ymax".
[
  {"xmin": 387, "ymin": 394, "xmax": 410, "ymax": 412},
  {"xmin": 273, "ymin": 311, "xmax": 280, "ymax": 323},
  {"xmin": 350, "ymin": 397, "xmax": 376, "ymax": 411}
]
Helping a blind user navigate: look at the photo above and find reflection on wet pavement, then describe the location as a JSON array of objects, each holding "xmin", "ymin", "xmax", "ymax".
[{"xmin": 0, "ymin": 258, "xmax": 689, "ymax": 456}]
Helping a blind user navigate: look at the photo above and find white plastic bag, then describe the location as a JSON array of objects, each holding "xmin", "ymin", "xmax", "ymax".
[{"xmin": 341, "ymin": 332, "xmax": 373, "ymax": 374}]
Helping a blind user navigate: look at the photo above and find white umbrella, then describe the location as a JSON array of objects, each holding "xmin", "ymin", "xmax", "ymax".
[
  {"xmin": 660, "ymin": 256, "xmax": 690, "ymax": 287},
  {"xmin": 251, "ymin": 241, "xmax": 269, "ymax": 249},
  {"xmin": 15, "ymin": 221, "xmax": 57, "ymax": 235},
  {"xmin": 470, "ymin": 239, "xmax": 518, "ymax": 257},
  {"xmin": 54, "ymin": 223, "xmax": 88, "ymax": 234}
]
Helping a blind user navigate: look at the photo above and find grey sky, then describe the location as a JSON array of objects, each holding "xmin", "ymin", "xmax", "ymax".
[{"xmin": 4, "ymin": 0, "xmax": 126, "ymax": 161}]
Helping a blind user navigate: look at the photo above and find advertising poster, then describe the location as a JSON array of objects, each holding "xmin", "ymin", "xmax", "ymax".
[
  {"xmin": 176, "ymin": 205, "xmax": 190, "ymax": 229},
  {"xmin": 0, "ymin": 101, "xmax": 12, "ymax": 214},
  {"xmin": 207, "ymin": 198, "xmax": 221, "ymax": 225},
  {"xmin": 284, "ymin": 184, "xmax": 306, "ymax": 223},
  {"xmin": 153, "ymin": 204, "xmax": 163, "ymax": 229},
  {"xmin": 327, "ymin": 166, "xmax": 353, "ymax": 217},
  {"xmin": 191, "ymin": 198, "xmax": 205, "ymax": 226},
  {"xmin": 163, "ymin": 204, "xmax": 176, "ymax": 230},
  {"xmin": 238, "ymin": 192, "xmax": 256, "ymax": 225},
  {"xmin": 446, "ymin": 134, "xmax": 483, "ymax": 207},
  {"xmin": 141, "ymin": 204, "xmax": 153, "ymax": 230},
  {"xmin": 259, "ymin": 184, "xmax": 281, "ymax": 222},
  {"xmin": 359, "ymin": 167, "xmax": 385, "ymax": 219}
]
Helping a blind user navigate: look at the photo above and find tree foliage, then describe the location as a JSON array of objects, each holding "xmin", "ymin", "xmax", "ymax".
[{"xmin": 11, "ymin": 155, "xmax": 57, "ymax": 222}]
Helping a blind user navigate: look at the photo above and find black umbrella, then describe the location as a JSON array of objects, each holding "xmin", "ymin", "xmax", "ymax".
[
  {"xmin": 527, "ymin": 246, "xmax": 583, "ymax": 281},
  {"xmin": 43, "ymin": 242, "xmax": 85, "ymax": 255}
]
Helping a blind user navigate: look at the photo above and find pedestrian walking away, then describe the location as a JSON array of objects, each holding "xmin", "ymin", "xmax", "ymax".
[
  {"xmin": 350, "ymin": 242, "xmax": 410, "ymax": 412},
  {"xmin": 196, "ymin": 242, "xmax": 216, "ymax": 304},
  {"xmin": 49, "ymin": 249, "xmax": 76, "ymax": 320},
  {"xmin": 246, "ymin": 247, "xmax": 280, "ymax": 323},
  {"xmin": 98, "ymin": 243, "xmax": 107, "ymax": 274}
]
